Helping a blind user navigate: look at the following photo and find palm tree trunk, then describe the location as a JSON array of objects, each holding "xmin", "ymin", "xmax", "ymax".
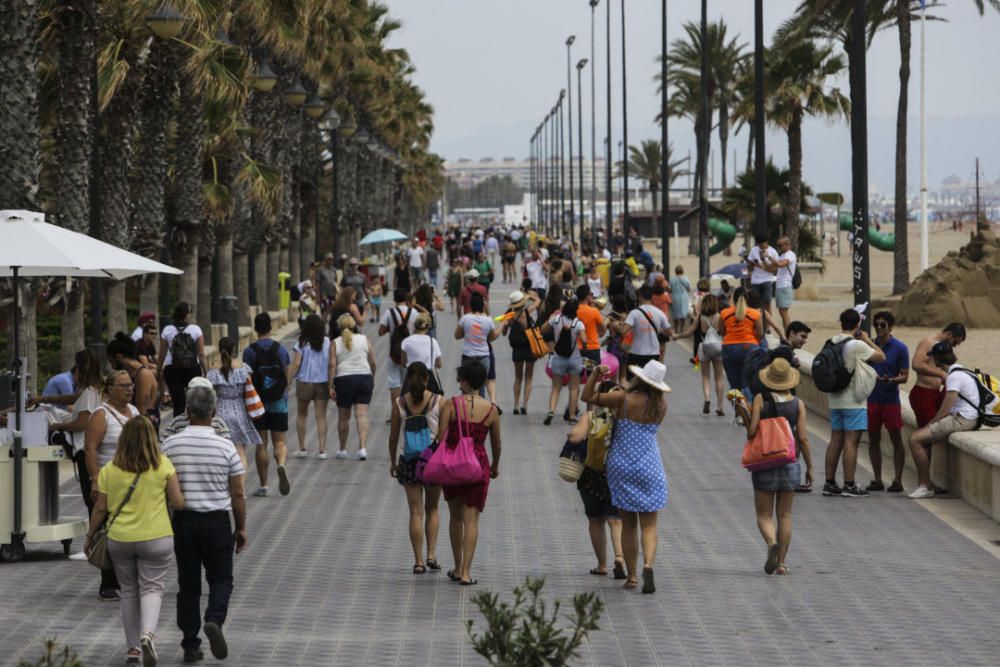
[
  {"xmin": 233, "ymin": 250, "xmax": 250, "ymax": 326},
  {"xmin": 173, "ymin": 76, "xmax": 205, "ymax": 312},
  {"xmin": 893, "ymin": 2, "xmax": 911, "ymax": 294},
  {"xmin": 106, "ymin": 282, "xmax": 127, "ymax": 335},
  {"xmin": 266, "ymin": 243, "xmax": 280, "ymax": 311},
  {"xmin": 253, "ymin": 248, "xmax": 267, "ymax": 311},
  {"xmin": 745, "ymin": 129, "xmax": 754, "ymax": 174},
  {"xmin": 718, "ymin": 100, "xmax": 730, "ymax": 190},
  {"xmin": 786, "ymin": 106, "xmax": 804, "ymax": 249},
  {"xmin": 140, "ymin": 275, "xmax": 158, "ymax": 317},
  {"xmin": 197, "ymin": 256, "xmax": 212, "ymax": 329}
]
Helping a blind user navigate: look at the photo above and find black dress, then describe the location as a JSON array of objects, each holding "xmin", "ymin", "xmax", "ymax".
[{"xmin": 507, "ymin": 310, "xmax": 536, "ymax": 363}]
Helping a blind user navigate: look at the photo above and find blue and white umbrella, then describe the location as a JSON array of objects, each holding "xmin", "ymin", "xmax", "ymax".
[{"xmin": 359, "ymin": 228, "xmax": 408, "ymax": 245}]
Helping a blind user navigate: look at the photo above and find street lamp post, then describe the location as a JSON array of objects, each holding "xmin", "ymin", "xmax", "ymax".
[
  {"xmin": 850, "ymin": 0, "xmax": 871, "ymax": 326},
  {"xmin": 697, "ymin": 0, "xmax": 710, "ymax": 279},
  {"xmin": 558, "ymin": 92, "xmax": 567, "ymax": 240},
  {"xmin": 753, "ymin": 0, "xmax": 767, "ymax": 239},
  {"xmin": 566, "ymin": 36, "xmax": 576, "ymax": 245},
  {"xmin": 590, "ymin": 0, "xmax": 599, "ymax": 251},
  {"xmin": 605, "ymin": 0, "xmax": 613, "ymax": 248},
  {"xmin": 577, "ymin": 58, "xmax": 588, "ymax": 250},
  {"xmin": 620, "ymin": 0, "xmax": 629, "ymax": 235},
  {"xmin": 660, "ymin": 0, "xmax": 670, "ymax": 268}
]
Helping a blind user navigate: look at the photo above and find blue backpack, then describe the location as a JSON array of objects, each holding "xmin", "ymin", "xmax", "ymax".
[{"xmin": 403, "ymin": 395, "xmax": 437, "ymax": 459}]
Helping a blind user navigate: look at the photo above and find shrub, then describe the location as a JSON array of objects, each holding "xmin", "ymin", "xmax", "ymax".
[{"xmin": 17, "ymin": 639, "xmax": 84, "ymax": 667}]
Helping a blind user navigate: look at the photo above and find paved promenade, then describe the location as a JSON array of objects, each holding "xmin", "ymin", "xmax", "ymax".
[{"xmin": 4, "ymin": 288, "xmax": 1000, "ymax": 666}]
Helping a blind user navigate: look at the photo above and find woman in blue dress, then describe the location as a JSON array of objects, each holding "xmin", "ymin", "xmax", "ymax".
[
  {"xmin": 581, "ymin": 359, "xmax": 670, "ymax": 594},
  {"xmin": 668, "ymin": 265, "xmax": 692, "ymax": 332}
]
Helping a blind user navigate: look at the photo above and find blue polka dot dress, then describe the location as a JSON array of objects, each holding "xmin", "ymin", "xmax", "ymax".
[{"xmin": 606, "ymin": 398, "xmax": 668, "ymax": 512}]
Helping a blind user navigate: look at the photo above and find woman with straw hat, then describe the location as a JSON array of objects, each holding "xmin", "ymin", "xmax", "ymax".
[
  {"xmin": 581, "ymin": 360, "xmax": 670, "ymax": 594},
  {"xmin": 499, "ymin": 290, "xmax": 541, "ymax": 415},
  {"xmin": 748, "ymin": 358, "xmax": 814, "ymax": 576}
]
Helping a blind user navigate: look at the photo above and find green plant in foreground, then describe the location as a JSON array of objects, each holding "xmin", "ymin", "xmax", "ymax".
[
  {"xmin": 466, "ymin": 577, "xmax": 605, "ymax": 667},
  {"xmin": 17, "ymin": 639, "xmax": 84, "ymax": 667}
]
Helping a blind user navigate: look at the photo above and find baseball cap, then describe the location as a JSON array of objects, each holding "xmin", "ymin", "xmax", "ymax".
[
  {"xmin": 187, "ymin": 376, "xmax": 213, "ymax": 391},
  {"xmin": 324, "ymin": 252, "xmax": 334, "ymax": 260},
  {"xmin": 466, "ymin": 268, "xmax": 480, "ymax": 279},
  {"xmin": 349, "ymin": 257, "xmax": 359, "ymax": 265},
  {"xmin": 137, "ymin": 311, "xmax": 156, "ymax": 326}
]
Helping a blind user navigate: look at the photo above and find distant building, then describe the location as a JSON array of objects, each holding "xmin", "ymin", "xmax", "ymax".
[{"xmin": 445, "ymin": 156, "xmax": 611, "ymax": 191}]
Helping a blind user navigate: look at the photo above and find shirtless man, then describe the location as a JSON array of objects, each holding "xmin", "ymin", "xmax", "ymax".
[{"xmin": 909, "ymin": 323, "xmax": 966, "ymax": 428}]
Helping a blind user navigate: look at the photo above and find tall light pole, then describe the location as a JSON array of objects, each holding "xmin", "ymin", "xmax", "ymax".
[
  {"xmin": 605, "ymin": 0, "xmax": 613, "ymax": 247},
  {"xmin": 620, "ymin": 0, "xmax": 630, "ymax": 234},
  {"xmin": 697, "ymin": 0, "xmax": 710, "ymax": 279},
  {"xmin": 753, "ymin": 0, "xmax": 767, "ymax": 239},
  {"xmin": 558, "ymin": 91, "xmax": 567, "ymax": 240},
  {"xmin": 577, "ymin": 58, "xmax": 588, "ymax": 248},
  {"xmin": 541, "ymin": 114, "xmax": 548, "ymax": 234},
  {"xmin": 850, "ymin": 0, "xmax": 871, "ymax": 328},
  {"xmin": 659, "ymin": 0, "xmax": 670, "ymax": 268},
  {"xmin": 590, "ymin": 0, "xmax": 599, "ymax": 251},
  {"xmin": 566, "ymin": 36, "xmax": 576, "ymax": 245}
]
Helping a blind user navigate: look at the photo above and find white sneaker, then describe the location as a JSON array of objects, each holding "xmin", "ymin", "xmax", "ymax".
[
  {"xmin": 908, "ymin": 485, "xmax": 935, "ymax": 499},
  {"xmin": 293, "ymin": 449, "xmax": 307, "ymax": 459},
  {"xmin": 357, "ymin": 448, "xmax": 367, "ymax": 461},
  {"xmin": 68, "ymin": 551, "xmax": 88, "ymax": 561},
  {"xmin": 334, "ymin": 450, "xmax": 348, "ymax": 459},
  {"xmin": 317, "ymin": 452, "xmax": 328, "ymax": 460}
]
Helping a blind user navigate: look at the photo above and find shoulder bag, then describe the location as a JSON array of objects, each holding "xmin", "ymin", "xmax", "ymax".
[
  {"xmin": 741, "ymin": 395, "xmax": 797, "ymax": 471},
  {"xmin": 421, "ymin": 397, "xmax": 484, "ymax": 486},
  {"xmin": 427, "ymin": 337, "xmax": 444, "ymax": 395},
  {"xmin": 244, "ymin": 375, "xmax": 265, "ymax": 419},
  {"xmin": 86, "ymin": 471, "xmax": 142, "ymax": 570}
]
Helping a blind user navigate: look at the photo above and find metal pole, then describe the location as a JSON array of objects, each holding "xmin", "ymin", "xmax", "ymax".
[
  {"xmin": 577, "ymin": 59, "xmax": 587, "ymax": 251},
  {"xmin": 976, "ymin": 157, "xmax": 982, "ymax": 231},
  {"xmin": 12, "ymin": 266, "xmax": 23, "ymax": 538},
  {"xmin": 698, "ymin": 0, "xmax": 710, "ymax": 278},
  {"xmin": 590, "ymin": 0, "xmax": 599, "ymax": 252},
  {"xmin": 660, "ymin": 0, "xmax": 670, "ymax": 268},
  {"xmin": 919, "ymin": 2, "xmax": 928, "ymax": 270},
  {"xmin": 88, "ymin": 55, "xmax": 103, "ymax": 347},
  {"xmin": 330, "ymin": 129, "xmax": 340, "ymax": 258},
  {"xmin": 560, "ymin": 94, "xmax": 567, "ymax": 240},
  {"xmin": 542, "ymin": 114, "xmax": 548, "ymax": 235},
  {"xmin": 754, "ymin": 0, "xmax": 767, "ymax": 239},
  {"xmin": 850, "ymin": 0, "xmax": 871, "ymax": 327},
  {"xmin": 605, "ymin": 0, "xmax": 613, "ymax": 248},
  {"xmin": 566, "ymin": 37, "xmax": 576, "ymax": 246},
  {"xmin": 620, "ymin": 0, "xmax": 629, "ymax": 233}
]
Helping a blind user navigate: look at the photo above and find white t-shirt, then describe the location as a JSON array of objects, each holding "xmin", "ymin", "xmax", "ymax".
[
  {"xmin": 334, "ymin": 334, "xmax": 372, "ymax": 377},
  {"xmin": 776, "ymin": 250, "xmax": 798, "ymax": 289},
  {"xmin": 587, "ymin": 277, "xmax": 604, "ymax": 298},
  {"xmin": 131, "ymin": 326, "xmax": 143, "ymax": 342},
  {"xmin": 526, "ymin": 261, "xmax": 548, "ymax": 290},
  {"xmin": 401, "ymin": 333, "xmax": 442, "ymax": 370},
  {"xmin": 485, "ymin": 236, "xmax": 499, "ymax": 252},
  {"xmin": 511, "ymin": 229, "xmax": 522, "ymax": 242},
  {"xmin": 379, "ymin": 306, "xmax": 418, "ymax": 335},
  {"xmin": 64, "ymin": 387, "xmax": 102, "ymax": 453},
  {"xmin": 625, "ymin": 305, "xmax": 672, "ymax": 357},
  {"xmin": 747, "ymin": 245, "xmax": 779, "ymax": 285},
  {"xmin": 161, "ymin": 323, "xmax": 204, "ymax": 367},
  {"xmin": 407, "ymin": 246, "xmax": 424, "ymax": 268},
  {"xmin": 828, "ymin": 335, "xmax": 878, "ymax": 410},
  {"xmin": 549, "ymin": 315, "xmax": 586, "ymax": 360},
  {"xmin": 945, "ymin": 364, "xmax": 981, "ymax": 421},
  {"xmin": 94, "ymin": 403, "xmax": 140, "ymax": 466},
  {"xmin": 602, "ymin": 248, "xmax": 612, "ymax": 260},
  {"xmin": 459, "ymin": 314, "xmax": 495, "ymax": 357}
]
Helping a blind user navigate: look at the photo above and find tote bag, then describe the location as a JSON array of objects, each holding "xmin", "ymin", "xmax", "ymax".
[
  {"xmin": 421, "ymin": 397, "xmax": 484, "ymax": 486},
  {"xmin": 741, "ymin": 398, "xmax": 797, "ymax": 471},
  {"xmin": 244, "ymin": 376, "xmax": 265, "ymax": 419}
]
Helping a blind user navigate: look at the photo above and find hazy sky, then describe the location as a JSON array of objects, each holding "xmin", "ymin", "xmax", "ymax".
[{"xmin": 387, "ymin": 0, "xmax": 1000, "ymax": 195}]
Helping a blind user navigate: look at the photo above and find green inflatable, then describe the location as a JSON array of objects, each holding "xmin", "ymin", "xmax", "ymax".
[
  {"xmin": 838, "ymin": 213, "xmax": 895, "ymax": 251},
  {"xmin": 708, "ymin": 218, "xmax": 737, "ymax": 255}
]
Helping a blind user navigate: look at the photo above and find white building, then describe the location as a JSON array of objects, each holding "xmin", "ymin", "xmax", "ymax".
[{"xmin": 445, "ymin": 156, "xmax": 611, "ymax": 192}]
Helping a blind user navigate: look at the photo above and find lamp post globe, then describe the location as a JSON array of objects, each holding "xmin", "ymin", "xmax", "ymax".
[
  {"xmin": 253, "ymin": 58, "xmax": 278, "ymax": 93},
  {"xmin": 353, "ymin": 128, "xmax": 370, "ymax": 144},
  {"xmin": 304, "ymin": 94, "xmax": 328, "ymax": 119},
  {"xmin": 285, "ymin": 79, "xmax": 308, "ymax": 107},
  {"xmin": 146, "ymin": 2, "xmax": 187, "ymax": 39},
  {"xmin": 338, "ymin": 114, "xmax": 357, "ymax": 136},
  {"xmin": 327, "ymin": 107, "xmax": 341, "ymax": 130}
]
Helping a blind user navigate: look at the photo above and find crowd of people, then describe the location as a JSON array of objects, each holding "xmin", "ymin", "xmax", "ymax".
[{"xmin": 22, "ymin": 220, "xmax": 992, "ymax": 665}]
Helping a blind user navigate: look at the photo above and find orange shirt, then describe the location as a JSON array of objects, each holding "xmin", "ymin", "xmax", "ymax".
[
  {"xmin": 651, "ymin": 292, "xmax": 672, "ymax": 318},
  {"xmin": 720, "ymin": 306, "xmax": 761, "ymax": 345},
  {"xmin": 576, "ymin": 303, "xmax": 604, "ymax": 351}
]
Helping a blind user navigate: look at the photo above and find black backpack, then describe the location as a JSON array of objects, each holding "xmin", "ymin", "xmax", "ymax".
[
  {"xmin": 249, "ymin": 341, "xmax": 288, "ymax": 404},
  {"xmin": 389, "ymin": 307, "xmax": 412, "ymax": 365},
  {"xmin": 742, "ymin": 346, "xmax": 773, "ymax": 397},
  {"xmin": 812, "ymin": 338, "xmax": 853, "ymax": 393},
  {"xmin": 791, "ymin": 265, "xmax": 803, "ymax": 290},
  {"xmin": 170, "ymin": 324, "xmax": 199, "ymax": 370},
  {"xmin": 553, "ymin": 318, "xmax": 578, "ymax": 358}
]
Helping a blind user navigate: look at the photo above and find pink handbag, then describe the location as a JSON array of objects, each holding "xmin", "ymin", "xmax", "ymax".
[{"xmin": 421, "ymin": 397, "xmax": 484, "ymax": 486}]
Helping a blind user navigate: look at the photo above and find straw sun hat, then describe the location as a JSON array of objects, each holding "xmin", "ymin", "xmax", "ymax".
[
  {"xmin": 627, "ymin": 360, "xmax": 671, "ymax": 393},
  {"xmin": 758, "ymin": 358, "xmax": 800, "ymax": 391},
  {"xmin": 508, "ymin": 290, "xmax": 528, "ymax": 309}
]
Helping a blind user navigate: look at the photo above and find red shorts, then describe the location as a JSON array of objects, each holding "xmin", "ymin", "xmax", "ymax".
[
  {"xmin": 909, "ymin": 385, "xmax": 944, "ymax": 428},
  {"xmin": 868, "ymin": 402, "xmax": 903, "ymax": 432}
]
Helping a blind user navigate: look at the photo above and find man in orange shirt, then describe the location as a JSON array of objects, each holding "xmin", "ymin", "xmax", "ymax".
[{"xmin": 575, "ymin": 285, "xmax": 606, "ymax": 365}]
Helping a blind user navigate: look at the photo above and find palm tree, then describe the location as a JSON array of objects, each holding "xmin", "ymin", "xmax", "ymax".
[
  {"xmin": 766, "ymin": 39, "xmax": 850, "ymax": 248},
  {"xmin": 616, "ymin": 140, "xmax": 689, "ymax": 232}
]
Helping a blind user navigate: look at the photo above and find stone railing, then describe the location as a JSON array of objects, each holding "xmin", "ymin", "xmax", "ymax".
[{"xmin": 795, "ymin": 348, "xmax": 1000, "ymax": 523}]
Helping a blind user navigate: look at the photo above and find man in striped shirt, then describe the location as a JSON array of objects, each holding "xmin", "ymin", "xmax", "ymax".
[{"xmin": 161, "ymin": 384, "xmax": 246, "ymax": 663}]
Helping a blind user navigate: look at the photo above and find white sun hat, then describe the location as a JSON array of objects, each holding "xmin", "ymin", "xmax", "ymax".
[{"xmin": 627, "ymin": 360, "xmax": 671, "ymax": 393}]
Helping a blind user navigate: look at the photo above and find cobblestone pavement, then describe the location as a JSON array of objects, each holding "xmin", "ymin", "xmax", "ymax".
[{"xmin": 4, "ymin": 286, "xmax": 1000, "ymax": 666}]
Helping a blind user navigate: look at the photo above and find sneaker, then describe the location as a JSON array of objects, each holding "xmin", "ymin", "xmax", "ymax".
[
  {"xmin": 252, "ymin": 486, "xmax": 268, "ymax": 497},
  {"xmin": 68, "ymin": 550, "xmax": 88, "ymax": 561},
  {"xmin": 182, "ymin": 648, "xmax": 204, "ymax": 664},
  {"xmin": 203, "ymin": 622, "xmax": 228, "ymax": 660},
  {"xmin": 821, "ymin": 482, "xmax": 842, "ymax": 497},
  {"xmin": 543, "ymin": 412, "xmax": 554, "ymax": 425},
  {"xmin": 357, "ymin": 448, "xmax": 367, "ymax": 461},
  {"xmin": 276, "ymin": 465, "xmax": 291, "ymax": 496},
  {"xmin": 317, "ymin": 452, "xmax": 328, "ymax": 460},
  {"xmin": 98, "ymin": 586, "xmax": 120, "ymax": 601},
  {"xmin": 335, "ymin": 450, "xmax": 348, "ymax": 459},
  {"xmin": 293, "ymin": 449, "xmax": 307, "ymax": 459},
  {"xmin": 865, "ymin": 480, "xmax": 885, "ymax": 492},
  {"xmin": 886, "ymin": 481, "xmax": 904, "ymax": 493},
  {"xmin": 841, "ymin": 483, "xmax": 870, "ymax": 498},
  {"xmin": 908, "ymin": 485, "xmax": 935, "ymax": 499},
  {"xmin": 126, "ymin": 655, "xmax": 140, "ymax": 665},
  {"xmin": 140, "ymin": 632, "xmax": 157, "ymax": 667}
]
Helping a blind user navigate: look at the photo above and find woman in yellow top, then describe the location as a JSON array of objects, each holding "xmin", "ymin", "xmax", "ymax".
[
  {"xmin": 85, "ymin": 416, "xmax": 184, "ymax": 666},
  {"xmin": 718, "ymin": 287, "xmax": 764, "ymax": 392}
]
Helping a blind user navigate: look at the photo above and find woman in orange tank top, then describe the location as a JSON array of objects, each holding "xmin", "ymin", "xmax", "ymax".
[{"xmin": 718, "ymin": 287, "xmax": 764, "ymax": 391}]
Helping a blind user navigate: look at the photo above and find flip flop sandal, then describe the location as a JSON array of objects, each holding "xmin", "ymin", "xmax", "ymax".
[
  {"xmin": 641, "ymin": 567, "xmax": 656, "ymax": 594},
  {"xmin": 765, "ymin": 543, "xmax": 781, "ymax": 575},
  {"xmin": 589, "ymin": 568, "xmax": 608, "ymax": 576},
  {"xmin": 459, "ymin": 579, "xmax": 478, "ymax": 586},
  {"xmin": 447, "ymin": 570, "xmax": 461, "ymax": 582},
  {"xmin": 795, "ymin": 482, "xmax": 812, "ymax": 493},
  {"xmin": 426, "ymin": 559, "xmax": 441, "ymax": 571},
  {"xmin": 413, "ymin": 565, "xmax": 426, "ymax": 574},
  {"xmin": 775, "ymin": 564, "xmax": 790, "ymax": 575},
  {"xmin": 623, "ymin": 579, "xmax": 638, "ymax": 590},
  {"xmin": 613, "ymin": 561, "xmax": 627, "ymax": 580}
]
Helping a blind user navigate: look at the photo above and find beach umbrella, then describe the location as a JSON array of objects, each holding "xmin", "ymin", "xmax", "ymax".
[
  {"xmin": 714, "ymin": 263, "xmax": 748, "ymax": 280},
  {"xmin": 359, "ymin": 228, "xmax": 408, "ymax": 245}
]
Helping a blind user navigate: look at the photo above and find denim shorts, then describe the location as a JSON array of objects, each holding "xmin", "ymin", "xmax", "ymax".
[
  {"xmin": 830, "ymin": 407, "xmax": 867, "ymax": 431},
  {"xmin": 387, "ymin": 362, "xmax": 406, "ymax": 390},
  {"xmin": 751, "ymin": 462, "xmax": 801, "ymax": 492},
  {"xmin": 550, "ymin": 354, "xmax": 583, "ymax": 377},
  {"xmin": 775, "ymin": 286, "xmax": 794, "ymax": 309},
  {"xmin": 751, "ymin": 282, "xmax": 774, "ymax": 305}
]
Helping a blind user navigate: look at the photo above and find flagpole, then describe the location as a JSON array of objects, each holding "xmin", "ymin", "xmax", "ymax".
[{"xmin": 919, "ymin": 0, "xmax": 929, "ymax": 272}]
